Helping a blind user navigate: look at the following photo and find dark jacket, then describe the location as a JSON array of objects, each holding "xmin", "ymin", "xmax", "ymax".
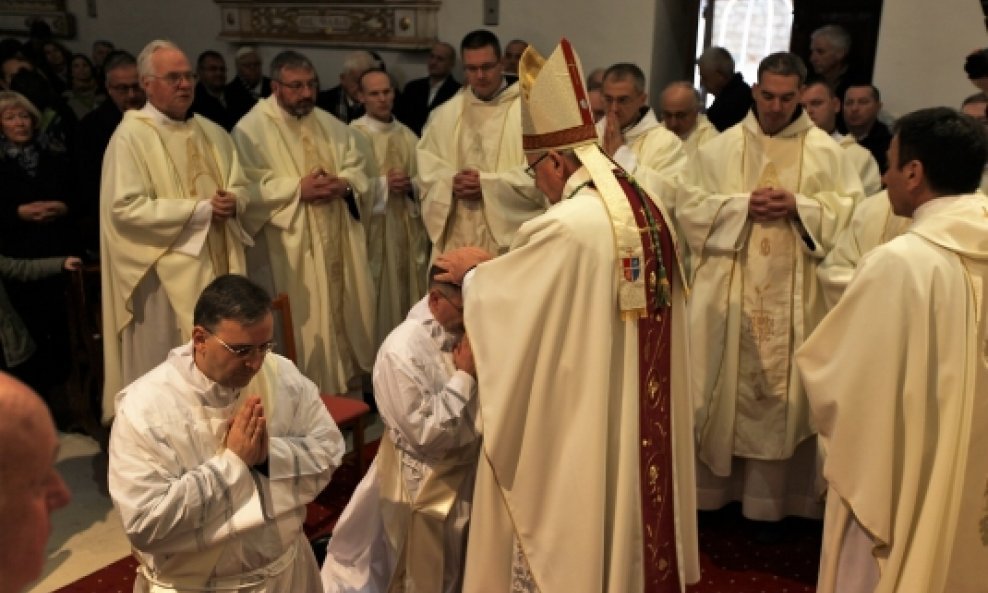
[
  {"xmin": 225, "ymin": 75, "xmax": 272, "ymax": 125},
  {"xmin": 316, "ymin": 84, "xmax": 364, "ymax": 123},
  {"xmin": 0, "ymin": 147, "xmax": 75, "ymax": 258},
  {"xmin": 75, "ymin": 99, "xmax": 124, "ymax": 256},
  {"xmin": 707, "ymin": 72, "xmax": 753, "ymax": 132},
  {"xmin": 395, "ymin": 75, "xmax": 461, "ymax": 136},
  {"xmin": 190, "ymin": 82, "xmax": 236, "ymax": 131},
  {"xmin": 856, "ymin": 120, "xmax": 892, "ymax": 174}
]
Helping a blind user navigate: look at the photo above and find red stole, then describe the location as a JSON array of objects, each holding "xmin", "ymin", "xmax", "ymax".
[{"xmin": 614, "ymin": 170, "xmax": 681, "ymax": 592}]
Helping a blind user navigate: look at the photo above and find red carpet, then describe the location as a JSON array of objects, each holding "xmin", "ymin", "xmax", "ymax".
[{"xmin": 56, "ymin": 442, "xmax": 821, "ymax": 593}]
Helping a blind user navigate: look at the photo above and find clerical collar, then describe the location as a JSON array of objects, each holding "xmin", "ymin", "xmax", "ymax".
[{"xmin": 142, "ymin": 101, "xmax": 193, "ymax": 125}]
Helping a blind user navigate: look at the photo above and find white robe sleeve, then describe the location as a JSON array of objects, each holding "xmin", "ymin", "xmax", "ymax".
[
  {"xmin": 109, "ymin": 403, "xmax": 264, "ymax": 555},
  {"xmin": 265, "ymin": 362, "xmax": 345, "ymax": 507},
  {"xmin": 374, "ymin": 335, "xmax": 478, "ymax": 459}
]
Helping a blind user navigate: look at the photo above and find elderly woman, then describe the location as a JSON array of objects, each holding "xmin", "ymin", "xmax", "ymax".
[
  {"xmin": 0, "ymin": 91, "xmax": 76, "ymax": 413},
  {"xmin": 0, "ymin": 91, "xmax": 73, "ymax": 246}
]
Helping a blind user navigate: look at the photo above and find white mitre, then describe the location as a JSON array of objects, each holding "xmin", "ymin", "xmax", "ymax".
[{"xmin": 519, "ymin": 39, "xmax": 649, "ymax": 316}]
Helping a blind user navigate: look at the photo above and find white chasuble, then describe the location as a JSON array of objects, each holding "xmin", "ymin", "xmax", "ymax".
[
  {"xmin": 100, "ymin": 106, "xmax": 250, "ymax": 422},
  {"xmin": 461, "ymin": 169, "xmax": 699, "ymax": 593},
  {"xmin": 351, "ymin": 115, "xmax": 430, "ymax": 347},
  {"xmin": 678, "ymin": 111, "xmax": 860, "ymax": 481},
  {"xmin": 447, "ymin": 90, "xmax": 516, "ymax": 254},
  {"xmin": 233, "ymin": 97, "xmax": 375, "ymax": 393},
  {"xmin": 735, "ymin": 138, "xmax": 800, "ymax": 459},
  {"xmin": 798, "ymin": 195, "xmax": 988, "ymax": 593},
  {"xmin": 416, "ymin": 85, "xmax": 546, "ymax": 260}
]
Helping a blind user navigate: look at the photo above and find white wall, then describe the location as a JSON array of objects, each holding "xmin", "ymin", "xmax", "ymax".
[
  {"xmin": 874, "ymin": 0, "xmax": 988, "ymax": 118},
  {"xmin": 46, "ymin": 0, "xmax": 656, "ymax": 90}
]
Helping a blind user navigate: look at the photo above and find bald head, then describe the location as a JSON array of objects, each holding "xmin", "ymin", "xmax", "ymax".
[
  {"xmin": 660, "ymin": 81, "xmax": 701, "ymax": 139},
  {"xmin": 0, "ymin": 373, "xmax": 70, "ymax": 593}
]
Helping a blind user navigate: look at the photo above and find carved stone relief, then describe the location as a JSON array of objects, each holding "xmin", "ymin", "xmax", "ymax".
[
  {"xmin": 215, "ymin": 1, "xmax": 440, "ymax": 49},
  {"xmin": 0, "ymin": 0, "xmax": 75, "ymax": 37}
]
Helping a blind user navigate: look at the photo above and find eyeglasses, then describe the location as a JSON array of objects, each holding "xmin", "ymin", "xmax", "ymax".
[
  {"xmin": 206, "ymin": 328, "xmax": 276, "ymax": 358},
  {"xmin": 108, "ymin": 83, "xmax": 143, "ymax": 95},
  {"xmin": 149, "ymin": 72, "xmax": 197, "ymax": 87},
  {"xmin": 524, "ymin": 152, "xmax": 550, "ymax": 179},
  {"xmin": 277, "ymin": 79, "xmax": 318, "ymax": 92}
]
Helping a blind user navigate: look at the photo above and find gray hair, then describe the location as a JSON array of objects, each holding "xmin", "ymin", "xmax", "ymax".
[
  {"xmin": 603, "ymin": 62, "xmax": 646, "ymax": 94},
  {"xmin": 757, "ymin": 52, "xmax": 808, "ymax": 85},
  {"xmin": 137, "ymin": 39, "xmax": 181, "ymax": 79},
  {"xmin": 102, "ymin": 50, "xmax": 137, "ymax": 75},
  {"xmin": 269, "ymin": 50, "xmax": 315, "ymax": 81},
  {"xmin": 341, "ymin": 50, "xmax": 379, "ymax": 75},
  {"xmin": 811, "ymin": 25, "xmax": 851, "ymax": 56},
  {"xmin": 697, "ymin": 46, "xmax": 735, "ymax": 76},
  {"xmin": 0, "ymin": 91, "xmax": 41, "ymax": 129}
]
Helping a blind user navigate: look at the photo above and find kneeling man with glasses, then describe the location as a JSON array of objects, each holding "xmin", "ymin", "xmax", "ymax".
[{"xmin": 107, "ymin": 274, "xmax": 345, "ymax": 593}]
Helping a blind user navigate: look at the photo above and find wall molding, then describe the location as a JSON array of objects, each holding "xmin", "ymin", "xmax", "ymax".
[
  {"xmin": 214, "ymin": 1, "xmax": 440, "ymax": 50},
  {"xmin": 0, "ymin": 0, "xmax": 75, "ymax": 37}
]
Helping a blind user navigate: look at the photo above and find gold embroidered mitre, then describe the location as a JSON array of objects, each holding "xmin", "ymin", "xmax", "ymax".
[
  {"xmin": 519, "ymin": 39, "xmax": 597, "ymax": 153},
  {"xmin": 519, "ymin": 39, "xmax": 648, "ymax": 317}
]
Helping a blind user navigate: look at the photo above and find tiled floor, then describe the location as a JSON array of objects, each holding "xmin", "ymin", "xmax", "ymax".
[{"xmin": 28, "ymin": 432, "xmax": 128, "ymax": 593}]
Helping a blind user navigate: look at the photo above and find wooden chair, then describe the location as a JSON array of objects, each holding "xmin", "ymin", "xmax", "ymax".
[
  {"xmin": 270, "ymin": 293, "xmax": 371, "ymax": 474},
  {"xmin": 64, "ymin": 264, "xmax": 104, "ymax": 432}
]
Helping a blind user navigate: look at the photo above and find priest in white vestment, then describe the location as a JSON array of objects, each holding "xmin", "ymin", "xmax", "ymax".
[
  {"xmin": 596, "ymin": 64, "xmax": 687, "ymax": 217},
  {"xmin": 439, "ymin": 39, "xmax": 699, "ymax": 593},
  {"xmin": 416, "ymin": 29, "xmax": 545, "ymax": 259},
  {"xmin": 678, "ymin": 52, "xmax": 861, "ymax": 522},
  {"xmin": 350, "ymin": 69, "xmax": 430, "ymax": 347},
  {"xmin": 233, "ymin": 50, "xmax": 375, "ymax": 394},
  {"xmin": 100, "ymin": 40, "xmax": 251, "ymax": 423},
  {"xmin": 108, "ymin": 274, "xmax": 344, "ymax": 593},
  {"xmin": 658, "ymin": 81, "xmax": 718, "ymax": 163},
  {"xmin": 801, "ymin": 80, "xmax": 882, "ymax": 197},
  {"xmin": 816, "ymin": 189, "xmax": 910, "ymax": 309},
  {"xmin": 797, "ymin": 107, "xmax": 988, "ymax": 593},
  {"xmin": 321, "ymin": 268, "xmax": 480, "ymax": 593}
]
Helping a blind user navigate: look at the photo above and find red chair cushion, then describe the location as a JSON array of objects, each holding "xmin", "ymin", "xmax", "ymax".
[{"xmin": 320, "ymin": 394, "xmax": 370, "ymax": 427}]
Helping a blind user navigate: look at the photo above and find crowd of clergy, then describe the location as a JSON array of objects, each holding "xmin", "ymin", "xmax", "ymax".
[{"xmin": 1, "ymin": 17, "xmax": 988, "ymax": 593}]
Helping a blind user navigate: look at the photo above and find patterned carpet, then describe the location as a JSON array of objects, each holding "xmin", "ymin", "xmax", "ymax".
[{"xmin": 55, "ymin": 442, "xmax": 822, "ymax": 593}]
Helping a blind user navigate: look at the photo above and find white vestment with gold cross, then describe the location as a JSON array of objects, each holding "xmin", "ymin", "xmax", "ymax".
[{"xmin": 679, "ymin": 110, "xmax": 861, "ymax": 519}]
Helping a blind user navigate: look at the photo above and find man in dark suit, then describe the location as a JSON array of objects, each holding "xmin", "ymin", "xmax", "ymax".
[
  {"xmin": 190, "ymin": 50, "xmax": 236, "ymax": 130},
  {"xmin": 844, "ymin": 83, "xmax": 892, "ymax": 173},
  {"xmin": 697, "ymin": 46, "xmax": 752, "ymax": 132},
  {"xmin": 395, "ymin": 41, "xmax": 460, "ymax": 135},
  {"xmin": 74, "ymin": 50, "xmax": 145, "ymax": 258},
  {"xmin": 225, "ymin": 46, "xmax": 271, "ymax": 124},
  {"xmin": 316, "ymin": 50, "xmax": 378, "ymax": 123}
]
